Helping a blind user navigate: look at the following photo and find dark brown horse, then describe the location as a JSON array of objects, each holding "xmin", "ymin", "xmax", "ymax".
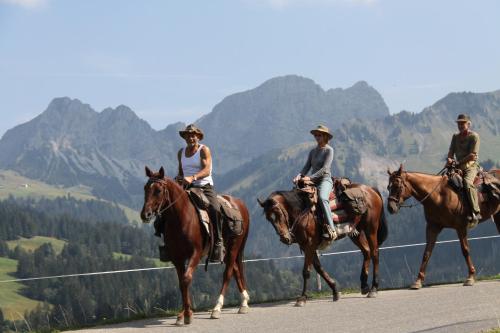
[
  {"xmin": 258, "ymin": 183, "xmax": 388, "ymax": 305},
  {"xmin": 387, "ymin": 164, "xmax": 500, "ymax": 289},
  {"xmin": 140, "ymin": 166, "xmax": 250, "ymax": 325}
]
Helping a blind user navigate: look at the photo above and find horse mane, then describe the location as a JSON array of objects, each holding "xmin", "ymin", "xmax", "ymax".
[{"xmin": 273, "ymin": 190, "xmax": 310, "ymax": 214}]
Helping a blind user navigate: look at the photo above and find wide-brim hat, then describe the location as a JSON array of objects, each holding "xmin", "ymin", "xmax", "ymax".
[
  {"xmin": 179, "ymin": 124, "xmax": 204, "ymax": 140},
  {"xmin": 456, "ymin": 114, "xmax": 471, "ymax": 123},
  {"xmin": 310, "ymin": 125, "xmax": 333, "ymax": 140}
]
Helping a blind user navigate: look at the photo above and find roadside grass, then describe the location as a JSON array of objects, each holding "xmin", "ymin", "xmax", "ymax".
[
  {"xmin": 6, "ymin": 236, "xmax": 67, "ymax": 254},
  {"xmin": 0, "ymin": 257, "xmax": 42, "ymax": 319}
]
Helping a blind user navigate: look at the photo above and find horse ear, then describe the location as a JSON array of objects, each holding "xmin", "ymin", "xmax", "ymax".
[
  {"xmin": 159, "ymin": 166, "xmax": 165, "ymax": 179},
  {"xmin": 387, "ymin": 167, "xmax": 392, "ymax": 175},
  {"xmin": 145, "ymin": 166, "xmax": 152, "ymax": 177},
  {"xmin": 257, "ymin": 198, "xmax": 265, "ymax": 207},
  {"xmin": 397, "ymin": 163, "xmax": 403, "ymax": 174}
]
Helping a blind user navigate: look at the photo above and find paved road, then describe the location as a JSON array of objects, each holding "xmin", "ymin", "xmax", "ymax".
[{"xmin": 71, "ymin": 280, "xmax": 500, "ymax": 333}]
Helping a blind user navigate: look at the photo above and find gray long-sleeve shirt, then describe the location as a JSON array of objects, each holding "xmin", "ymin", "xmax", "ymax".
[{"xmin": 300, "ymin": 145, "xmax": 334, "ymax": 182}]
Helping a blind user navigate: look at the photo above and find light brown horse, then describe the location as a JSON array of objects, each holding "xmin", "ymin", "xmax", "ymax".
[
  {"xmin": 387, "ymin": 164, "xmax": 500, "ymax": 289},
  {"xmin": 258, "ymin": 183, "xmax": 388, "ymax": 305},
  {"xmin": 141, "ymin": 166, "xmax": 250, "ymax": 325}
]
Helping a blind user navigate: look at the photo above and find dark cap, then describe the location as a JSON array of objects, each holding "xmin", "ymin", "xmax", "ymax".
[{"xmin": 456, "ymin": 114, "xmax": 471, "ymax": 123}]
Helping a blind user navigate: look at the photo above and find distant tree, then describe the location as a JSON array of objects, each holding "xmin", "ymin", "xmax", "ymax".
[{"xmin": 0, "ymin": 308, "xmax": 5, "ymax": 333}]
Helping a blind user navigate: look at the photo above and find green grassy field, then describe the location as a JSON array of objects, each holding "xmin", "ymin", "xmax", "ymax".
[
  {"xmin": 0, "ymin": 257, "xmax": 42, "ymax": 320},
  {"xmin": 6, "ymin": 236, "xmax": 67, "ymax": 254},
  {"xmin": 0, "ymin": 169, "xmax": 141, "ymax": 224}
]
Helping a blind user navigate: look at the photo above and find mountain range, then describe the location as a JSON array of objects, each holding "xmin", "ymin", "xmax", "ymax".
[
  {"xmin": 0, "ymin": 75, "xmax": 390, "ymax": 207},
  {"xmin": 0, "ymin": 75, "xmax": 499, "ymax": 232}
]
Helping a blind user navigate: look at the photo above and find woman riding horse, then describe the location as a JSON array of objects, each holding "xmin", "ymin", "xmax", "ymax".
[{"xmin": 293, "ymin": 125, "xmax": 337, "ymax": 240}]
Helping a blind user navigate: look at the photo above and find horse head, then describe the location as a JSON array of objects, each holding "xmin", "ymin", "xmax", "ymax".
[
  {"xmin": 386, "ymin": 163, "xmax": 410, "ymax": 214},
  {"xmin": 141, "ymin": 166, "xmax": 171, "ymax": 223},
  {"xmin": 258, "ymin": 194, "xmax": 294, "ymax": 245}
]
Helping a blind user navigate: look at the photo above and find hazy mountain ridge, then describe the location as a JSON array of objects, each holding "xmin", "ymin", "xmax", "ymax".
[
  {"xmin": 0, "ymin": 76, "xmax": 389, "ymax": 207},
  {"xmin": 198, "ymin": 75, "xmax": 390, "ymax": 172}
]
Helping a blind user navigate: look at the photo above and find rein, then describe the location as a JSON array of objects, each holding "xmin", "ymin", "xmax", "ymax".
[
  {"xmin": 148, "ymin": 178, "xmax": 184, "ymax": 217},
  {"xmin": 395, "ymin": 168, "xmax": 447, "ymax": 209}
]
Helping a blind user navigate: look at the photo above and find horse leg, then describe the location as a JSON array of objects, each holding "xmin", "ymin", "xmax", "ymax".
[
  {"xmin": 494, "ymin": 212, "xmax": 500, "ymax": 234},
  {"xmin": 175, "ymin": 255, "xmax": 200, "ymax": 325},
  {"xmin": 350, "ymin": 232, "xmax": 371, "ymax": 295},
  {"xmin": 210, "ymin": 245, "xmax": 238, "ymax": 319},
  {"xmin": 296, "ymin": 249, "xmax": 313, "ymax": 307},
  {"xmin": 312, "ymin": 251, "xmax": 340, "ymax": 301},
  {"xmin": 233, "ymin": 251, "xmax": 250, "ymax": 314},
  {"xmin": 456, "ymin": 228, "xmax": 476, "ymax": 286},
  {"xmin": 411, "ymin": 223, "xmax": 442, "ymax": 289},
  {"xmin": 365, "ymin": 228, "xmax": 379, "ymax": 298}
]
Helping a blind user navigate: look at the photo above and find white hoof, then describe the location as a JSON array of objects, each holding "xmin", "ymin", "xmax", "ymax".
[
  {"xmin": 238, "ymin": 305, "xmax": 250, "ymax": 314},
  {"xmin": 295, "ymin": 300, "xmax": 305, "ymax": 307},
  {"xmin": 463, "ymin": 278, "xmax": 475, "ymax": 286},
  {"xmin": 210, "ymin": 309, "xmax": 221, "ymax": 319}
]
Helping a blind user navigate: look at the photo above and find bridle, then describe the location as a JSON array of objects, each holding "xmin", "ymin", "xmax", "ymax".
[
  {"xmin": 265, "ymin": 197, "xmax": 311, "ymax": 241},
  {"xmin": 145, "ymin": 178, "xmax": 183, "ymax": 218},
  {"xmin": 388, "ymin": 171, "xmax": 446, "ymax": 209}
]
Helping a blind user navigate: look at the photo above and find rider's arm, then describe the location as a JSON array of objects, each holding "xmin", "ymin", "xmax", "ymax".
[
  {"xmin": 309, "ymin": 147, "xmax": 333, "ymax": 181},
  {"xmin": 175, "ymin": 149, "xmax": 184, "ymax": 182},
  {"xmin": 195, "ymin": 146, "xmax": 212, "ymax": 180},
  {"xmin": 300, "ymin": 150, "xmax": 313, "ymax": 177},
  {"xmin": 458, "ymin": 134, "xmax": 480, "ymax": 165},
  {"xmin": 447, "ymin": 135, "xmax": 456, "ymax": 164}
]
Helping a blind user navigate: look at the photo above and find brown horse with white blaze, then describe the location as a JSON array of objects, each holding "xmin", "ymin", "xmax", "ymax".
[
  {"xmin": 141, "ymin": 166, "xmax": 251, "ymax": 325},
  {"xmin": 387, "ymin": 164, "xmax": 500, "ymax": 289},
  {"xmin": 258, "ymin": 183, "xmax": 388, "ymax": 305}
]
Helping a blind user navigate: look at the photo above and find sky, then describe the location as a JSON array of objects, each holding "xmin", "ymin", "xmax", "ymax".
[{"xmin": 0, "ymin": 0, "xmax": 499, "ymax": 137}]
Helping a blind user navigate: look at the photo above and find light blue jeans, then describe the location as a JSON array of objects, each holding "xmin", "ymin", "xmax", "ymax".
[{"xmin": 317, "ymin": 177, "xmax": 334, "ymax": 229}]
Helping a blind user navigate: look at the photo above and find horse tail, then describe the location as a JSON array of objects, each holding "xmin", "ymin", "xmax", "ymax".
[{"xmin": 373, "ymin": 187, "xmax": 389, "ymax": 245}]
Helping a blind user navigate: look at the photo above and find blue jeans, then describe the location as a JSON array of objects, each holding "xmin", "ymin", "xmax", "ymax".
[{"xmin": 317, "ymin": 177, "xmax": 334, "ymax": 229}]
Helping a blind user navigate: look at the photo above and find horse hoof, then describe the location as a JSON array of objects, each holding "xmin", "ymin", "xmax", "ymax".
[
  {"xmin": 410, "ymin": 281, "xmax": 422, "ymax": 290},
  {"xmin": 184, "ymin": 315, "xmax": 193, "ymax": 325},
  {"xmin": 367, "ymin": 290, "xmax": 377, "ymax": 298},
  {"xmin": 238, "ymin": 306, "xmax": 250, "ymax": 314},
  {"xmin": 463, "ymin": 278, "xmax": 475, "ymax": 286},
  {"xmin": 295, "ymin": 300, "xmax": 306, "ymax": 307},
  {"xmin": 210, "ymin": 309, "xmax": 221, "ymax": 319},
  {"xmin": 333, "ymin": 291, "xmax": 340, "ymax": 302},
  {"xmin": 175, "ymin": 317, "xmax": 184, "ymax": 326},
  {"xmin": 361, "ymin": 286, "xmax": 370, "ymax": 295}
]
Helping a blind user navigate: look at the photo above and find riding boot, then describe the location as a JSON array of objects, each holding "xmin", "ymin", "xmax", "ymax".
[
  {"xmin": 210, "ymin": 212, "xmax": 225, "ymax": 263},
  {"xmin": 159, "ymin": 244, "xmax": 170, "ymax": 262}
]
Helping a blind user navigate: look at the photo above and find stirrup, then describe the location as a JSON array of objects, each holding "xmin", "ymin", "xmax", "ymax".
[
  {"xmin": 322, "ymin": 225, "xmax": 337, "ymax": 241},
  {"xmin": 209, "ymin": 243, "xmax": 225, "ymax": 263}
]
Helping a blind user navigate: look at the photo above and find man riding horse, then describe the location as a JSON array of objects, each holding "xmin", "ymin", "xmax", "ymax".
[
  {"xmin": 176, "ymin": 124, "xmax": 225, "ymax": 262},
  {"xmin": 446, "ymin": 114, "xmax": 481, "ymax": 228},
  {"xmin": 293, "ymin": 125, "xmax": 338, "ymax": 241}
]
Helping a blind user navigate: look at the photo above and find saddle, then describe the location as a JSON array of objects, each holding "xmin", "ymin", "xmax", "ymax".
[
  {"xmin": 156, "ymin": 188, "xmax": 243, "ymax": 263},
  {"xmin": 297, "ymin": 177, "xmax": 365, "ymax": 238},
  {"xmin": 187, "ymin": 188, "xmax": 244, "ymax": 237},
  {"xmin": 447, "ymin": 168, "xmax": 500, "ymax": 200}
]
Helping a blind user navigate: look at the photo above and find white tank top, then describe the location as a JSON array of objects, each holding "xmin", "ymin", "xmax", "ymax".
[{"xmin": 181, "ymin": 144, "xmax": 214, "ymax": 186}]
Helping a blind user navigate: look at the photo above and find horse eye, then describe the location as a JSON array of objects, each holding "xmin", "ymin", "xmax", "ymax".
[{"xmin": 154, "ymin": 188, "xmax": 161, "ymax": 196}]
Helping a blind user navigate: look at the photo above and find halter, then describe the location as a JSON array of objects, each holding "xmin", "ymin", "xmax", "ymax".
[
  {"xmin": 146, "ymin": 178, "xmax": 183, "ymax": 217},
  {"xmin": 388, "ymin": 169, "xmax": 446, "ymax": 209},
  {"xmin": 267, "ymin": 197, "xmax": 312, "ymax": 241}
]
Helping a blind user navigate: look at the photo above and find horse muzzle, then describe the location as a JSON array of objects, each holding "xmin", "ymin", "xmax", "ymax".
[
  {"xmin": 279, "ymin": 232, "xmax": 294, "ymax": 245},
  {"xmin": 387, "ymin": 199, "xmax": 400, "ymax": 214},
  {"xmin": 141, "ymin": 210, "xmax": 157, "ymax": 223}
]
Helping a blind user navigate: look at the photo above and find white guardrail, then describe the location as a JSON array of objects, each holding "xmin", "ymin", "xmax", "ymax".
[{"xmin": 0, "ymin": 235, "xmax": 499, "ymax": 284}]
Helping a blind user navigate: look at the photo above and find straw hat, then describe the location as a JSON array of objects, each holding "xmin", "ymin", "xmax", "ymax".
[
  {"xmin": 310, "ymin": 125, "xmax": 333, "ymax": 140},
  {"xmin": 179, "ymin": 124, "xmax": 204, "ymax": 140}
]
